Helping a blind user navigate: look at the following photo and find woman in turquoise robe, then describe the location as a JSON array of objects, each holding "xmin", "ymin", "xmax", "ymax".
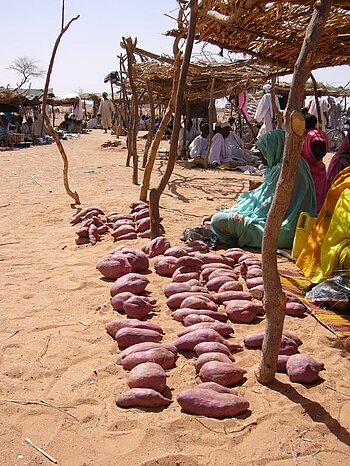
[{"xmin": 210, "ymin": 129, "xmax": 317, "ymax": 249}]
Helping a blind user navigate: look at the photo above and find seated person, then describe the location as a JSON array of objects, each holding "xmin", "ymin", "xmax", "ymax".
[
  {"xmin": 301, "ymin": 118, "xmax": 329, "ymax": 212},
  {"xmin": 210, "ymin": 129, "xmax": 316, "ymax": 248},
  {"xmin": 58, "ymin": 113, "xmax": 70, "ymax": 131},
  {"xmin": 207, "ymin": 122, "xmax": 225, "ymax": 166},
  {"xmin": 177, "ymin": 119, "xmax": 192, "ymax": 158},
  {"xmin": 225, "ymin": 120, "xmax": 261, "ymax": 165},
  {"xmin": 327, "ymin": 133, "xmax": 350, "ymax": 186},
  {"xmin": 297, "ymin": 165, "xmax": 350, "ymax": 283},
  {"xmin": 86, "ymin": 115, "xmax": 98, "ymax": 129},
  {"xmin": 189, "ymin": 122, "xmax": 209, "ymax": 159},
  {"xmin": 20, "ymin": 116, "xmax": 34, "ymax": 141}
]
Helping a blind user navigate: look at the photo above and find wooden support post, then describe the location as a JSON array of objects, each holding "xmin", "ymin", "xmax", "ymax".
[
  {"xmin": 310, "ymin": 72, "xmax": 322, "ymax": 129},
  {"xmin": 257, "ymin": 0, "xmax": 331, "ymax": 384},
  {"xmin": 119, "ymin": 55, "xmax": 132, "ymax": 166},
  {"xmin": 139, "ymin": 56, "xmax": 181, "ymax": 202},
  {"xmin": 204, "ymin": 77, "xmax": 215, "ymax": 168},
  {"xmin": 271, "ymin": 76, "xmax": 283, "ymax": 129},
  {"xmin": 142, "ymin": 79, "xmax": 155, "ymax": 168},
  {"xmin": 149, "ymin": 0, "xmax": 198, "ymax": 239}
]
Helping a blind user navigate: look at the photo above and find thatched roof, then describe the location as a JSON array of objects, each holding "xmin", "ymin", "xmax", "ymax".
[
  {"xmin": 167, "ymin": 1, "xmax": 350, "ymax": 76},
  {"xmin": 0, "ymin": 87, "xmax": 41, "ymax": 110}
]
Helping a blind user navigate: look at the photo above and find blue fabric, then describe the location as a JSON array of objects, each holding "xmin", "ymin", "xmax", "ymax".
[{"xmin": 210, "ymin": 129, "xmax": 317, "ymax": 249}]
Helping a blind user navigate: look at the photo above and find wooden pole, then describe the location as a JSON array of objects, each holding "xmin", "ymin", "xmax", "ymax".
[
  {"xmin": 149, "ymin": 0, "xmax": 198, "ymax": 238},
  {"xmin": 271, "ymin": 76, "xmax": 283, "ymax": 129},
  {"xmin": 204, "ymin": 77, "xmax": 215, "ymax": 168},
  {"xmin": 123, "ymin": 36, "xmax": 139, "ymax": 185},
  {"xmin": 139, "ymin": 56, "xmax": 181, "ymax": 202},
  {"xmin": 257, "ymin": 0, "xmax": 331, "ymax": 384},
  {"xmin": 41, "ymin": 6, "xmax": 80, "ymax": 205},
  {"xmin": 310, "ymin": 72, "xmax": 323, "ymax": 129},
  {"xmin": 142, "ymin": 79, "xmax": 155, "ymax": 168}
]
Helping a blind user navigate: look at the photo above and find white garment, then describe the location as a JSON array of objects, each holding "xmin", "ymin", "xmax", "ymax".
[
  {"xmin": 308, "ymin": 97, "xmax": 328, "ymax": 131},
  {"xmin": 177, "ymin": 128, "xmax": 191, "ymax": 156},
  {"xmin": 189, "ymin": 135, "xmax": 209, "ymax": 158},
  {"xmin": 73, "ymin": 98, "xmax": 83, "ymax": 121},
  {"xmin": 208, "ymin": 133, "xmax": 226, "ymax": 165},
  {"xmin": 86, "ymin": 117, "xmax": 98, "ymax": 129},
  {"xmin": 254, "ymin": 92, "xmax": 280, "ymax": 139},
  {"xmin": 98, "ymin": 99, "xmax": 115, "ymax": 129},
  {"xmin": 226, "ymin": 132, "xmax": 259, "ymax": 164}
]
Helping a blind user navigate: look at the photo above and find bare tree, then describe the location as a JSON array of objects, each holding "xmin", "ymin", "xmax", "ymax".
[{"xmin": 8, "ymin": 56, "xmax": 45, "ymax": 89}]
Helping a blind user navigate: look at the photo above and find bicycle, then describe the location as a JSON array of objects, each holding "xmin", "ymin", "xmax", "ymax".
[{"xmin": 326, "ymin": 113, "xmax": 349, "ymax": 151}]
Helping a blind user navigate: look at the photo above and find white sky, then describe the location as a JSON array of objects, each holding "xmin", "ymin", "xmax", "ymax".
[{"xmin": 1, "ymin": 0, "xmax": 348, "ymax": 96}]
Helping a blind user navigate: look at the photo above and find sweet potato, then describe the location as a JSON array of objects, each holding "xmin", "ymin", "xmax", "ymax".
[
  {"xmin": 279, "ymin": 335, "xmax": 299, "ymax": 355},
  {"xmin": 285, "ymin": 302, "xmax": 307, "ymax": 317},
  {"xmin": 213, "ymin": 291, "xmax": 252, "ymax": 304},
  {"xmin": 97, "ymin": 225, "xmax": 109, "ymax": 235},
  {"xmin": 111, "ymin": 291, "xmax": 134, "ymax": 311},
  {"xmin": 88, "ymin": 224, "xmax": 99, "ymax": 245},
  {"xmin": 238, "ymin": 253, "xmax": 259, "ymax": 263},
  {"xmin": 133, "ymin": 208, "xmax": 150, "ymax": 222},
  {"xmin": 127, "ymin": 362, "xmax": 166, "ymax": 392},
  {"xmin": 172, "ymin": 266, "xmax": 200, "ymax": 280},
  {"xmin": 207, "ymin": 276, "xmax": 240, "ymax": 292},
  {"xmin": 208, "ymin": 269, "xmax": 238, "ymax": 281},
  {"xmin": 277, "ymin": 355, "xmax": 290, "ymax": 373},
  {"xmin": 194, "ymin": 342, "xmax": 237, "ymax": 358},
  {"xmin": 110, "ymin": 273, "xmax": 149, "ymax": 296},
  {"xmin": 200, "ymin": 267, "xmax": 230, "ymax": 282},
  {"xmin": 120, "ymin": 347, "xmax": 176, "ymax": 370},
  {"xmin": 174, "ymin": 329, "xmax": 234, "ymax": 351},
  {"xmin": 112, "ymin": 247, "xmax": 149, "ymax": 272},
  {"xmin": 244, "ymin": 330, "xmax": 302, "ymax": 348},
  {"xmin": 164, "ymin": 246, "xmax": 188, "ymax": 258},
  {"xmin": 246, "ymin": 267, "xmax": 263, "ymax": 279},
  {"xmin": 223, "ymin": 248, "xmax": 245, "ymax": 262},
  {"xmin": 123, "ymin": 295, "xmax": 157, "ymax": 319},
  {"xmin": 105, "ymin": 319, "xmax": 163, "ymax": 338},
  {"xmin": 154, "ymin": 256, "xmax": 179, "ymax": 277},
  {"xmin": 130, "ymin": 201, "xmax": 149, "ymax": 212},
  {"xmin": 177, "ymin": 388, "xmax": 249, "ymax": 418},
  {"xmin": 194, "ymin": 252, "xmax": 232, "ymax": 266},
  {"xmin": 108, "ymin": 213, "xmax": 134, "ymax": 221},
  {"xmin": 194, "ymin": 352, "xmax": 235, "ymax": 372},
  {"xmin": 115, "ymin": 327, "xmax": 162, "ymax": 348},
  {"xmin": 70, "ymin": 207, "xmax": 105, "ymax": 225},
  {"xmin": 177, "ymin": 322, "xmax": 234, "ymax": 338},
  {"xmin": 172, "ymin": 272, "xmax": 201, "ymax": 283},
  {"xmin": 172, "ymin": 308, "xmax": 227, "ymax": 323},
  {"xmin": 138, "ymin": 230, "xmax": 150, "ymax": 239},
  {"xmin": 111, "ymin": 224, "xmax": 135, "ymax": 238},
  {"xmin": 250, "ymin": 285, "xmax": 265, "ymax": 300},
  {"xmin": 240, "ymin": 261, "xmax": 262, "ymax": 278},
  {"xmin": 164, "ymin": 280, "xmax": 204, "ymax": 298},
  {"xmin": 218, "ymin": 281, "xmax": 244, "ymax": 293},
  {"xmin": 116, "ymin": 388, "xmax": 172, "ymax": 408},
  {"xmin": 282, "ymin": 331, "xmax": 303, "ymax": 346},
  {"xmin": 96, "ymin": 255, "xmax": 132, "ymax": 280},
  {"xmin": 183, "ymin": 314, "xmax": 216, "ymax": 326},
  {"xmin": 135, "ymin": 217, "xmax": 151, "ymax": 233},
  {"xmin": 117, "ymin": 342, "xmax": 177, "ymax": 362},
  {"xmin": 113, "ymin": 232, "xmax": 138, "ymax": 242},
  {"xmin": 198, "ymin": 361, "xmax": 246, "ymax": 386},
  {"xmin": 184, "ymin": 241, "xmax": 209, "ymax": 253},
  {"xmin": 201, "ymin": 262, "xmax": 232, "ymax": 271},
  {"xmin": 142, "ymin": 236, "xmax": 171, "ymax": 258},
  {"xmin": 225, "ymin": 300, "xmax": 264, "ymax": 324},
  {"xmin": 286, "ymin": 354, "xmax": 324, "ymax": 383},
  {"xmin": 245, "ymin": 277, "xmax": 264, "ymax": 289},
  {"xmin": 76, "ymin": 226, "xmax": 89, "ymax": 238},
  {"xmin": 176, "ymin": 256, "xmax": 203, "ymax": 270},
  {"xmin": 111, "ymin": 219, "xmax": 134, "ymax": 229},
  {"xmin": 166, "ymin": 292, "xmax": 215, "ymax": 310},
  {"xmin": 75, "ymin": 237, "xmax": 90, "ymax": 245},
  {"xmin": 196, "ymin": 382, "xmax": 238, "ymax": 395},
  {"xmin": 180, "ymin": 296, "xmax": 217, "ymax": 312}
]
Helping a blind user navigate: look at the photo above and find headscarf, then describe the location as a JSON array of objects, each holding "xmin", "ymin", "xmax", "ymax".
[
  {"xmin": 211, "ymin": 130, "xmax": 317, "ymax": 249},
  {"xmin": 301, "ymin": 129, "xmax": 329, "ymax": 212},
  {"xmin": 327, "ymin": 133, "xmax": 350, "ymax": 186}
]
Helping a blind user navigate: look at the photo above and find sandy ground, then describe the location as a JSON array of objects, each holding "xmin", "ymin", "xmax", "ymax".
[{"xmin": 1, "ymin": 130, "xmax": 350, "ymax": 466}]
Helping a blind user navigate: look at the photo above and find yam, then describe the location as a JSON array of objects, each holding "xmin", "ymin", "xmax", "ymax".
[
  {"xmin": 88, "ymin": 224, "xmax": 99, "ymax": 246},
  {"xmin": 133, "ymin": 208, "xmax": 150, "ymax": 222},
  {"xmin": 113, "ymin": 232, "xmax": 138, "ymax": 242},
  {"xmin": 111, "ymin": 219, "xmax": 134, "ymax": 228},
  {"xmin": 180, "ymin": 295, "xmax": 217, "ymax": 312},
  {"xmin": 177, "ymin": 322, "xmax": 234, "ymax": 338},
  {"xmin": 112, "ymin": 247, "xmax": 149, "ymax": 272},
  {"xmin": 142, "ymin": 236, "xmax": 171, "ymax": 258},
  {"xmin": 111, "ymin": 291, "xmax": 134, "ymax": 311},
  {"xmin": 154, "ymin": 256, "xmax": 179, "ymax": 277},
  {"xmin": 218, "ymin": 281, "xmax": 244, "ymax": 293},
  {"xmin": 213, "ymin": 291, "xmax": 252, "ymax": 304},
  {"xmin": 196, "ymin": 382, "xmax": 238, "ymax": 396},
  {"xmin": 194, "ymin": 352, "xmax": 235, "ymax": 372},
  {"xmin": 285, "ymin": 301, "xmax": 307, "ymax": 317},
  {"xmin": 207, "ymin": 276, "xmax": 240, "ymax": 292},
  {"xmin": 225, "ymin": 300, "xmax": 264, "ymax": 324},
  {"xmin": 120, "ymin": 347, "xmax": 176, "ymax": 370},
  {"xmin": 250, "ymin": 285, "xmax": 265, "ymax": 300},
  {"xmin": 245, "ymin": 277, "xmax": 264, "ymax": 289},
  {"xmin": 286, "ymin": 354, "xmax": 324, "ymax": 384},
  {"xmin": 164, "ymin": 280, "xmax": 204, "ymax": 298},
  {"xmin": 164, "ymin": 246, "xmax": 188, "ymax": 258},
  {"xmin": 115, "ymin": 328, "xmax": 162, "ymax": 348},
  {"xmin": 76, "ymin": 226, "xmax": 89, "ymax": 238},
  {"xmin": 75, "ymin": 237, "xmax": 90, "ymax": 245},
  {"xmin": 136, "ymin": 217, "xmax": 151, "ymax": 233},
  {"xmin": 184, "ymin": 241, "xmax": 209, "ymax": 253},
  {"xmin": 177, "ymin": 388, "xmax": 249, "ymax": 418},
  {"xmin": 110, "ymin": 273, "xmax": 149, "ymax": 296},
  {"xmin": 117, "ymin": 342, "xmax": 177, "ymax": 362},
  {"xmin": 244, "ymin": 330, "xmax": 302, "ymax": 348},
  {"xmin": 105, "ymin": 319, "xmax": 163, "ymax": 338},
  {"xmin": 176, "ymin": 256, "xmax": 203, "ymax": 270},
  {"xmin": 246, "ymin": 268, "xmax": 263, "ymax": 279},
  {"xmin": 166, "ymin": 292, "xmax": 215, "ymax": 310},
  {"xmin": 123, "ymin": 295, "xmax": 156, "ymax": 319},
  {"xmin": 223, "ymin": 248, "xmax": 245, "ymax": 262},
  {"xmin": 116, "ymin": 388, "xmax": 172, "ymax": 408},
  {"xmin": 139, "ymin": 230, "xmax": 151, "ymax": 239},
  {"xmin": 108, "ymin": 213, "xmax": 133, "ymax": 221},
  {"xmin": 171, "ymin": 308, "xmax": 227, "ymax": 323},
  {"xmin": 96, "ymin": 254, "xmax": 132, "ymax": 280},
  {"xmin": 70, "ymin": 207, "xmax": 105, "ymax": 224},
  {"xmin": 111, "ymin": 224, "xmax": 135, "ymax": 238},
  {"xmin": 194, "ymin": 342, "xmax": 235, "ymax": 358},
  {"xmin": 174, "ymin": 329, "xmax": 233, "ymax": 351},
  {"xmin": 173, "ymin": 266, "xmax": 200, "ymax": 281},
  {"xmin": 172, "ymin": 272, "xmax": 201, "ymax": 283},
  {"xmin": 208, "ymin": 269, "xmax": 238, "ymax": 281},
  {"xmin": 277, "ymin": 355, "xmax": 290, "ymax": 373},
  {"xmin": 198, "ymin": 361, "xmax": 246, "ymax": 386},
  {"xmin": 127, "ymin": 362, "xmax": 166, "ymax": 392},
  {"xmin": 183, "ymin": 314, "xmax": 216, "ymax": 326}
]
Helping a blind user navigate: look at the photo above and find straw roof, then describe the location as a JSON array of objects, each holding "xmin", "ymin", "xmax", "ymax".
[
  {"xmin": 0, "ymin": 87, "xmax": 41, "ymax": 107},
  {"xmin": 167, "ymin": 1, "xmax": 350, "ymax": 76}
]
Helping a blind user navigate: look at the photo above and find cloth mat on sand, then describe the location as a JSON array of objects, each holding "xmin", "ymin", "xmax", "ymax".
[{"xmin": 279, "ymin": 266, "xmax": 350, "ymax": 337}]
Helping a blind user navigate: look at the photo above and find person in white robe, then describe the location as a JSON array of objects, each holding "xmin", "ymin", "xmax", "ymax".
[
  {"xmin": 98, "ymin": 92, "xmax": 115, "ymax": 133},
  {"xmin": 225, "ymin": 124, "xmax": 260, "ymax": 165},
  {"xmin": 189, "ymin": 122, "xmax": 209, "ymax": 159},
  {"xmin": 177, "ymin": 120, "xmax": 192, "ymax": 158},
  {"xmin": 207, "ymin": 123, "xmax": 227, "ymax": 166},
  {"xmin": 254, "ymin": 84, "xmax": 281, "ymax": 139},
  {"xmin": 308, "ymin": 90, "xmax": 329, "ymax": 131}
]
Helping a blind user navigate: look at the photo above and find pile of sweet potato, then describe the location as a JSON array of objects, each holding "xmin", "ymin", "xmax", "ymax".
[{"xmin": 71, "ymin": 207, "xmax": 109, "ymax": 246}]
